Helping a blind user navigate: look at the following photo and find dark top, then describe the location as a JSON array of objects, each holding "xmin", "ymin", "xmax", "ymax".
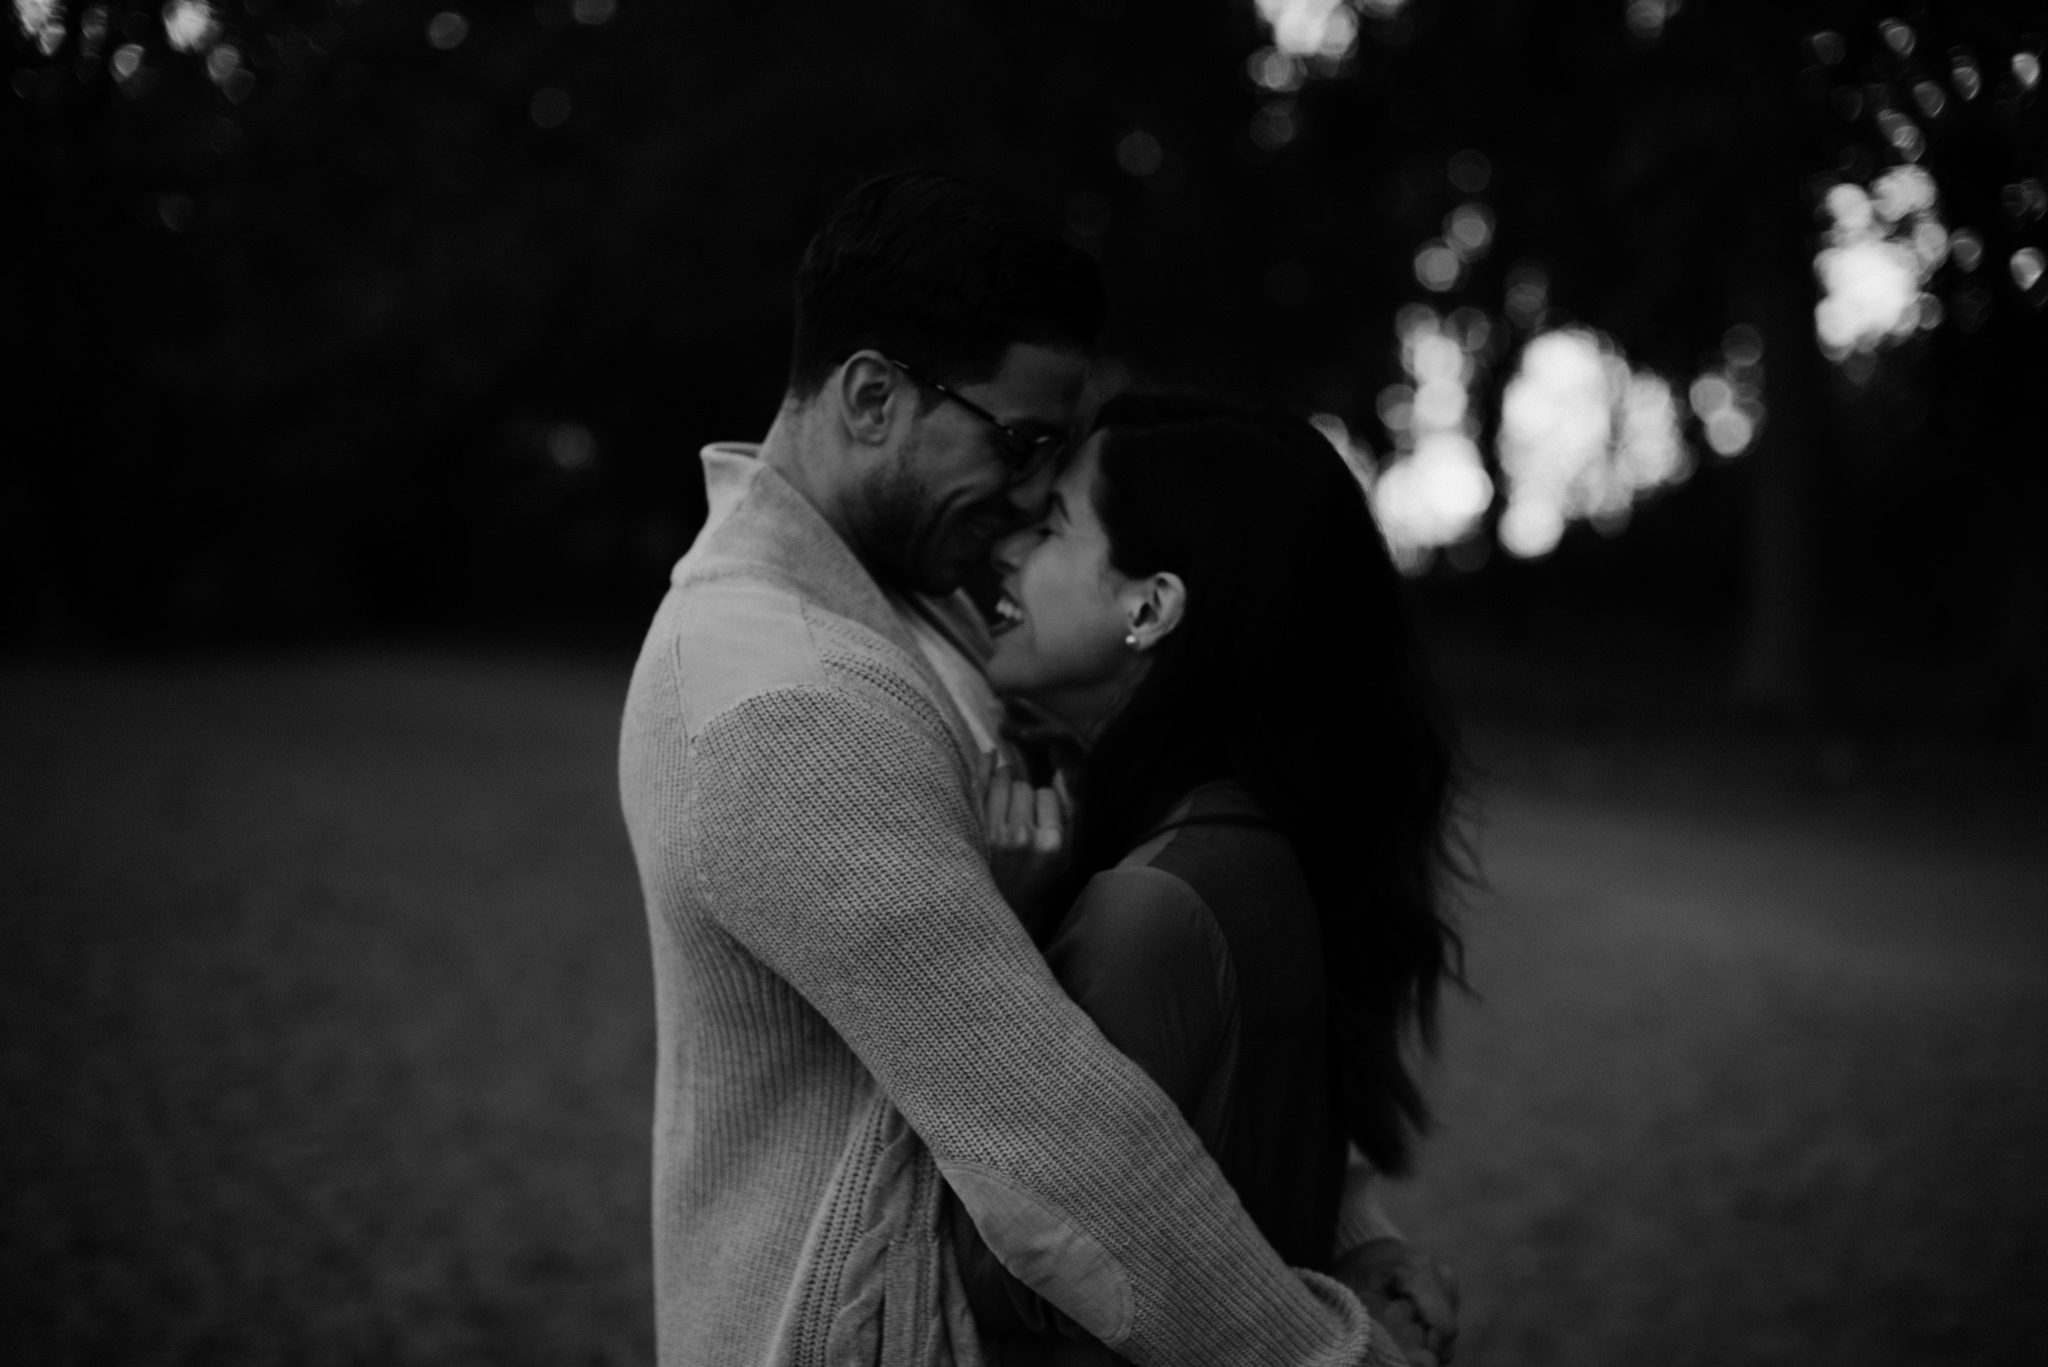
[{"xmin": 953, "ymin": 781, "xmax": 1346, "ymax": 1364}]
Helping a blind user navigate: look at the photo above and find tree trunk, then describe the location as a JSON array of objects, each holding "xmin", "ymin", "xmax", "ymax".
[{"xmin": 1733, "ymin": 282, "xmax": 1822, "ymax": 717}]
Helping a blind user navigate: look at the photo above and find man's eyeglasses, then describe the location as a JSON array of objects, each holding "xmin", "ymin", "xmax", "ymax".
[{"xmin": 883, "ymin": 357, "xmax": 1074, "ymax": 482}]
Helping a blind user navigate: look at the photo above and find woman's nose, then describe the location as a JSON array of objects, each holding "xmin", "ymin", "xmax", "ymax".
[{"xmin": 990, "ymin": 527, "xmax": 1034, "ymax": 575}]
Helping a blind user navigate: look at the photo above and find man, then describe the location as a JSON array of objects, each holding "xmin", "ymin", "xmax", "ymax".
[{"xmin": 620, "ymin": 170, "xmax": 1433, "ymax": 1366}]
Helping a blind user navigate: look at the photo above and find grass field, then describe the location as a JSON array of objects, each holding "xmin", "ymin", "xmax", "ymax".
[{"xmin": 4, "ymin": 652, "xmax": 2044, "ymax": 1365}]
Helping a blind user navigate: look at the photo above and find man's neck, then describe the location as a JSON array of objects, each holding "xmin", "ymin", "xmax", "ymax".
[{"xmin": 759, "ymin": 402, "xmax": 863, "ymax": 557}]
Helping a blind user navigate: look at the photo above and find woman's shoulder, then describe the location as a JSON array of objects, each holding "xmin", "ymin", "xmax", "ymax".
[
  {"xmin": 1056, "ymin": 861, "xmax": 1224, "ymax": 975},
  {"xmin": 1114, "ymin": 779, "xmax": 1326, "ymax": 991},
  {"xmin": 1121, "ymin": 780, "xmax": 1301, "ymax": 882}
]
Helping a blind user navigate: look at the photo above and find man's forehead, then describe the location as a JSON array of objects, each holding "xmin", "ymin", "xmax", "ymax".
[{"xmin": 972, "ymin": 342, "xmax": 1090, "ymax": 420}]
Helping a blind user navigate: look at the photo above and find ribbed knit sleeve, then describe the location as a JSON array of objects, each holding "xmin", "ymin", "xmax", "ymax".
[{"xmin": 688, "ymin": 685, "xmax": 1405, "ymax": 1367}]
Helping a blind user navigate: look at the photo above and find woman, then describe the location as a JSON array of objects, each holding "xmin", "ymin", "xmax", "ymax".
[{"xmin": 956, "ymin": 393, "xmax": 1467, "ymax": 1365}]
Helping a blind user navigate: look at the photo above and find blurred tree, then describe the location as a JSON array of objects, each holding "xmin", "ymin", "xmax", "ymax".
[
  {"xmin": 7, "ymin": 0, "xmax": 2042, "ymax": 730},
  {"xmin": 7, "ymin": 0, "xmax": 1282, "ymax": 640},
  {"xmin": 1263, "ymin": 0, "xmax": 2044, "ymax": 721}
]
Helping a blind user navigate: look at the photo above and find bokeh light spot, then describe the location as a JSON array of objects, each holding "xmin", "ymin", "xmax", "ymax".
[
  {"xmin": 1116, "ymin": 129, "xmax": 1163, "ymax": 177},
  {"xmin": 1496, "ymin": 328, "xmax": 1695, "ymax": 561},
  {"xmin": 1369, "ymin": 308, "xmax": 1494, "ymax": 572},
  {"xmin": 1951, "ymin": 52, "xmax": 1982, "ymax": 100},
  {"xmin": 530, "ymin": 86, "xmax": 571, "ymax": 128},
  {"xmin": 1249, "ymin": 101, "xmax": 1297, "ymax": 150},
  {"xmin": 2012, "ymin": 248, "xmax": 2046, "ymax": 295},
  {"xmin": 1872, "ymin": 164, "xmax": 1937, "ymax": 221},
  {"xmin": 1505, "ymin": 263, "xmax": 1547, "ymax": 330},
  {"xmin": 1810, "ymin": 30, "xmax": 1845, "ymax": 65},
  {"xmin": 162, "ymin": 0, "xmax": 216, "ymax": 52},
  {"xmin": 1499, "ymin": 498, "xmax": 1564, "ymax": 559},
  {"xmin": 1876, "ymin": 108, "xmax": 1923, "ymax": 161},
  {"xmin": 80, "ymin": 2, "xmax": 108, "ymax": 57},
  {"xmin": 1814, "ymin": 170, "xmax": 1949, "ymax": 360},
  {"xmin": 2015, "ymin": 51, "xmax": 2042, "ymax": 92},
  {"xmin": 549, "ymin": 422, "xmax": 597, "ymax": 471},
  {"xmin": 157, "ymin": 191, "xmax": 194, "ymax": 231},
  {"xmin": 1878, "ymin": 17, "xmax": 1915, "ymax": 57},
  {"xmin": 1722, "ymin": 323, "xmax": 1764, "ymax": 369},
  {"xmin": 1254, "ymin": 0, "xmax": 1361, "ymax": 60},
  {"xmin": 1910, "ymin": 219, "xmax": 1948, "ymax": 269},
  {"xmin": 1815, "ymin": 240, "xmax": 1920, "ymax": 354},
  {"xmin": 110, "ymin": 41, "xmax": 143, "ymax": 81},
  {"xmin": 17, "ymin": 0, "xmax": 67, "ymax": 55},
  {"xmin": 1686, "ymin": 331, "xmax": 1766, "ymax": 458},
  {"xmin": 1247, "ymin": 46, "xmax": 1305, "ymax": 92},
  {"xmin": 1447, "ymin": 149, "xmax": 1491, "ymax": 194},
  {"xmin": 1377, "ymin": 383, "xmax": 1414, "ymax": 435},
  {"xmin": 1446, "ymin": 202, "xmax": 1494, "ymax": 259},
  {"xmin": 1950, "ymin": 228, "xmax": 1984, "ymax": 272},
  {"xmin": 1414, "ymin": 241, "xmax": 1461, "ymax": 292},
  {"xmin": 1625, "ymin": 0, "xmax": 1679, "ymax": 44},
  {"xmin": 427, "ymin": 11, "xmax": 468, "ymax": 50},
  {"xmin": 2005, "ymin": 179, "xmax": 2048, "ymax": 224},
  {"xmin": 1687, "ymin": 374, "xmax": 1732, "ymax": 418},
  {"xmin": 1703, "ymin": 408, "xmax": 1753, "ymax": 456},
  {"xmin": 571, "ymin": 0, "xmax": 615, "ymax": 24}
]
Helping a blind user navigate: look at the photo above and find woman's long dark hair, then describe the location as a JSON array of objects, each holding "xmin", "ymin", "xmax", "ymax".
[{"xmin": 1074, "ymin": 392, "xmax": 1468, "ymax": 1176}]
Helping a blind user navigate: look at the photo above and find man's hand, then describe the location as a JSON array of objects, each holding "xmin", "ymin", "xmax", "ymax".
[
  {"xmin": 1332, "ymin": 1237, "xmax": 1459, "ymax": 1366},
  {"xmin": 980, "ymin": 756, "xmax": 1070, "ymax": 926}
]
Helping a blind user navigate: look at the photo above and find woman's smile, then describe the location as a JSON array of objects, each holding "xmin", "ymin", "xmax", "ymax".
[{"xmin": 991, "ymin": 588, "xmax": 1026, "ymax": 634}]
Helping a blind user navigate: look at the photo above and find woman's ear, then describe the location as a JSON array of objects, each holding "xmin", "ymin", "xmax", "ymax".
[
  {"xmin": 1126, "ymin": 572, "xmax": 1187, "ymax": 651},
  {"xmin": 834, "ymin": 352, "xmax": 904, "ymax": 447}
]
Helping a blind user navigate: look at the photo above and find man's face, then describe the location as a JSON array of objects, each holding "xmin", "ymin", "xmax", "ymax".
[{"xmin": 852, "ymin": 342, "xmax": 1090, "ymax": 596}]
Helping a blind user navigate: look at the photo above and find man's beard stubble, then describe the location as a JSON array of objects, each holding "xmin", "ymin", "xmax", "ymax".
[{"xmin": 848, "ymin": 449, "xmax": 955, "ymax": 596}]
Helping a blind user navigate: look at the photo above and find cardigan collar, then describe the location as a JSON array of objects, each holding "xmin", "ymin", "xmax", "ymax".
[
  {"xmin": 685, "ymin": 442, "xmax": 925, "ymax": 663},
  {"xmin": 685, "ymin": 443, "xmax": 994, "ymax": 767}
]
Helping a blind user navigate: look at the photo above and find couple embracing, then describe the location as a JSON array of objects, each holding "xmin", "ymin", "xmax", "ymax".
[{"xmin": 619, "ymin": 170, "xmax": 1465, "ymax": 1367}]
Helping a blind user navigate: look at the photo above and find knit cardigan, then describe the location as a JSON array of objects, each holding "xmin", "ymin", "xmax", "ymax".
[{"xmin": 618, "ymin": 445, "xmax": 1405, "ymax": 1367}]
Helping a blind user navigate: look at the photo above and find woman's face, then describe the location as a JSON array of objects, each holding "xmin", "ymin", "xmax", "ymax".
[{"xmin": 985, "ymin": 435, "xmax": 1144, "ymax": 735}]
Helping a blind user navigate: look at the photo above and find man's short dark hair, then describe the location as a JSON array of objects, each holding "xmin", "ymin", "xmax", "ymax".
[{"xmin": 787, "ymin": 171, "xmax": 1106, "ymax": 399}]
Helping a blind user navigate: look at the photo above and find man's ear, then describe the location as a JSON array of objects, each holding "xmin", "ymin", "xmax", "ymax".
[
  {"xmin": 834, "ymin": 352, "xmax": 906, "ymax": 448},
  {"xmin": 1127, "ymin": 572, "xmax": 1187, "ymax": 651}
]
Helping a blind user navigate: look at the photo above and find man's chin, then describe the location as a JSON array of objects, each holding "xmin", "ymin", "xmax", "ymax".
[
  {"xmin": 912, "ymin": 538, "xmax": 994, "ymax": 598},
  {"xmin": 911, "ymin": 562, "xmax": 970, "ymax": 597},
  {"xmin": 872, "ymin": 524, "xmax": 992, "ymax": 598}
]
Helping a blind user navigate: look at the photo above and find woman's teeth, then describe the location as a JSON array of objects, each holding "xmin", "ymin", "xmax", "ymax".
[{"xmin": 993, "ymin": 596, "xmax": 1024, "ymax": 629}]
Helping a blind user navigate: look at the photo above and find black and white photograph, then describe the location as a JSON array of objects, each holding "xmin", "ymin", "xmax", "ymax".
[{"xmin": 6, "ymin": 2, "xmax": 2046, "ymax": 1364}]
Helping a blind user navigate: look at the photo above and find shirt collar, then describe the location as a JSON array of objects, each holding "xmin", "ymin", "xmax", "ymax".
[{"xmin": 685, "ymin": 442, "xmax": 911, "ymax": 648}]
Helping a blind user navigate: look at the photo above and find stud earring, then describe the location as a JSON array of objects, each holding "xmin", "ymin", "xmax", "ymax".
[{"xmin": 1124, "ymin": 632, "xmax": 1140, "ymax": 649}]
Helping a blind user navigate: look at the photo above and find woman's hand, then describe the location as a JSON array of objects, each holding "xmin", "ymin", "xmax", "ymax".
[{"xmin": 980, "ymin": 754, "xmax": 1070, "ymax": 925}]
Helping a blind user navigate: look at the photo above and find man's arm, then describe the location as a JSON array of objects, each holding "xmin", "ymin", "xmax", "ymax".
[
  {"xmin": 950, "ymin": 864, "xmax": 1229, "ymax": 1347},
  {"xmin": 1334, "ymin": 1147, "xmax": 1405, "ymax": 1250},
  {"xmin": 690, "ymin": 686, "xmax": 1404, "ymax": 1367},
  {"xmin": 1332, "ymin": 1151, "xmax": 1459, "ymax": 1366}
]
